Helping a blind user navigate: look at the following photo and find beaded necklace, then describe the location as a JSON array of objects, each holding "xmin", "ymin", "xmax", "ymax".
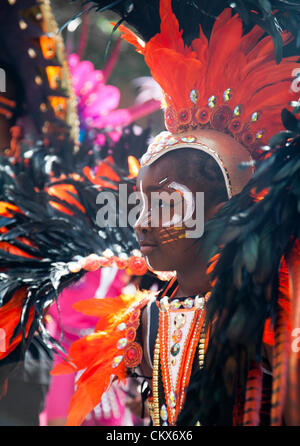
[{"xmin": 149, "ymin": 278, "xmax": 210, "ymax": 426}]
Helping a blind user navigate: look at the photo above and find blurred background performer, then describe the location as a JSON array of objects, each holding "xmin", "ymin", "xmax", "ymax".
[{"xmin": 0, "ymin": 0, "xmax": 80, "ymax": 426}]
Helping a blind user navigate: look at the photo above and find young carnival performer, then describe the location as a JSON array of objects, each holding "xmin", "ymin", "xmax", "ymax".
[{"xmin": 49, "ymin": 0, "xmax": 300, "ymax": 426}]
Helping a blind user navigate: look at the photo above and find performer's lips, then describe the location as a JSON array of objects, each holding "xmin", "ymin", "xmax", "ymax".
[{"xmin": 139, "ymin": 241, "xmax": 158, "ymax": 255}]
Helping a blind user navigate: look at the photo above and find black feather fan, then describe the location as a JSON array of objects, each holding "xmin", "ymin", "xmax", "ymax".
[{"xmin": 0, "ymin": 132, "xmax": 146, "ymax": 382}]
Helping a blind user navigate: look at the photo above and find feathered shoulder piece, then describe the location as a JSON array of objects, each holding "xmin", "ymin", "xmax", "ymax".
[
  {"xmin": 116, "ymin": 0, "xmax": 299, "ymax": 159},
  {"xmin": 51, "ymin": 289, "xmax": 154, "ymax": 426}
]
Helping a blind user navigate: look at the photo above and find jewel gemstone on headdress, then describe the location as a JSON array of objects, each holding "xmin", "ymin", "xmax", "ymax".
[
  {"xmin": 190, "ymin": 89, "xmax": 199, "ymax": 104},
  {"xmin": 172, "ymin": 329, "xmax": 183, "ymax": 343},
  {"xmin": 117, "ymin": 338, "xmax": 128, "ymax": 349},
  {"xmin": 181, "ymin": 136, "xmax": 196, "ymax": 143},
  {"xmin": 117, "ymin": 322, "xmax": 126, "ymax": 331}
]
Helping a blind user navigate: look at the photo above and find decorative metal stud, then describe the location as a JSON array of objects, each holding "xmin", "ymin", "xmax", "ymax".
[{"xmin": 40, "ymin": 103, "xmax": 47, "ymax": 112}]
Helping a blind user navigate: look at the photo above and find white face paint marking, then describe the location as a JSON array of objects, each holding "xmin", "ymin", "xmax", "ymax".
[{"xmin": 165, "ymin": 181, "xmax": 195, "ymax": 226}]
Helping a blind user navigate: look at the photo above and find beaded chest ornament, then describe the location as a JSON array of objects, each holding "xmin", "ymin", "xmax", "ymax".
[{"xmin": 150, "ymin": 278, "xmax": 210, "ymax": 426}]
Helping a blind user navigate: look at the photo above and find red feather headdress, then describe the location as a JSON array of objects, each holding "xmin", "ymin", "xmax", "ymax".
[{"xmin": 117, "ymin": 0, "xmax": 299, "ymax": 196}]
